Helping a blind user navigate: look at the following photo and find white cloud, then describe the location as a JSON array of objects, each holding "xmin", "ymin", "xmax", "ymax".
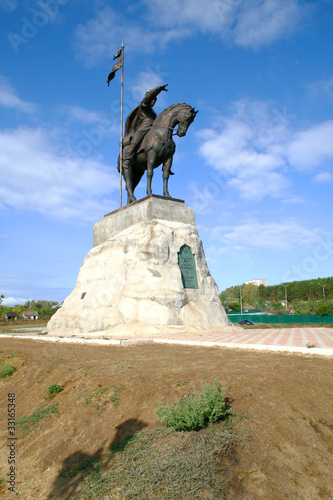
[
  {"xmin": 56, "ymin": 106, "xmax": 119, "ymax": 145},
  {"xmin": 307, "ymin": 77, "xmax": 333, "ymax": 100},
  {"xmin": 313, "ymin": 172, "xmax": 333, "ymax": 184},
  {"xmin": 197, "ymin": 100, "xmax": 333, "ymax": 202},
  {"xmin": 197, "ymin": 99, "xmax": 291, "ymax": 201},
  {"xmin": 144, "ymin": 0, "xmax": 308, "ymax": 48},
  {"xmin": 228, "ymin": 171, "xmax": 288, "ymax": 200},
  {"xmin": 0, "ymin": 76, "xmax": 36, "ymax": 113},
  {"xmin": 143, "ymin": 0, "xmax": 234, "ymax": 31},
  {"xmin": 73, "ymin": 1, "xmax": 310, "ymax": 65},
  {"xmin": 73, "ymin": 7, "xmax": 184, "ymax": 66},
  {"xmin": 281, "ymin": 195, "xmax": 305, "ymax": 204},
  {"xmin": 0, "ymin": 127, "xmax": 119, "ymax": 222},
  {"xmin": 130, "ymin": 71, "xmax": 164, "ymax": 103},
  {"xmin": 287, "ymin": 120, "xmax": 333, "ymax": 170},
  {"xmin": 2, "ymin": 297, "xmax": 27, "ymax": 306},
  {"xmin": 61, "ymin": 105, "xmax": 106, "ymax": 125},
  {"xmin": 211, "ymin": 217, "xmax": 322, "ymax": 250},
  {"xmin": 233, "ymin": 0, "xmax": 305, "ymax": 48}
]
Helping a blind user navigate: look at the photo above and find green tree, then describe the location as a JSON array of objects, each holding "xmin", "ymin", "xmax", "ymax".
[
  {"xmin": 292, "ymin": 299, "xmax": 317, "ymax": 315},
  {"xmin": 1, "ymin": 306, "xmax": 12, "ymax": 319},
  {"xmin": 315, "ymin": 301, "xmax": 333, "ymax": 316},
  {"xmin": 227, "ymin": 301, "xmax": 241, "ymax": 312},
  {"xmin": 13, "ymin": 305, "xmax": 25, "ymax": 318},
  {"xmin": 220, "ymin": 277, "xmax": 333, "ymax": 313},
  {"xmin": 258, "ymin": 284, "xmax": 269, "ymax": 301},
  {"xmin": 265, "ymin": 302, "xmax": 284, "ymax": 314},
  {"xmin": 242, "ymin": 284, "xmax": 258, "ymax": 307},
  {"xmin": 39, "ymin": 305, "xmax": 53, "ymax": 319}
]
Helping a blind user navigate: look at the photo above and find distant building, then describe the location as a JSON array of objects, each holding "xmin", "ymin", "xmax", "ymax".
[
  {"xmin": 5, "ymin": 312, "xmax": 17, "ymax": 321},
  {"xmin": 22, "ymin": 310, "xmax": 39, "ymax": 320},
  {"xmin": 245, "ymin": 279, "xmax": 268, "ymax": 287}
]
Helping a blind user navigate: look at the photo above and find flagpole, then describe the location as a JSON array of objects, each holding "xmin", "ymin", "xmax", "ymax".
[{"xmin": 119, "ymin": 41, "xmax": 124, "ymax": 208}]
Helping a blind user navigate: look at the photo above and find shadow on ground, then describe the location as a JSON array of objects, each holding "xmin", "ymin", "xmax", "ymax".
[{"xmin": 48, "ymin": 418, "xmax": 147, "ymax": 499}]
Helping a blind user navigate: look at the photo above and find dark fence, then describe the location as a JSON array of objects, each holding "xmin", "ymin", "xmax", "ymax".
[{"xmin": 227, "ymin": 314, "xmax": 333, "ymax": 324}]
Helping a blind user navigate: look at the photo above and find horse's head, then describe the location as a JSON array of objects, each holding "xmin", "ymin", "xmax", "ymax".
[{"xmin": 176, "ymin": 105, "xmax": 198, "ymax": 137}]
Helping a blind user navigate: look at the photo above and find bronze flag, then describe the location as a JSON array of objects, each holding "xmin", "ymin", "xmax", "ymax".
[{"xmin": 107, "ymin": 48, "xmax": 123, "ymax": 86}]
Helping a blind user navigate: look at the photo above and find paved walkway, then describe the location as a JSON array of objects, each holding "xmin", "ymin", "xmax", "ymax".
[
  {"xmin": 154, "ymin": 327, "xmax": 333, "ymax": 356},
  {"xmin": 1, "ymin": 327, "xmax": 333, "ymax": 356},
  {"xmin": 164, "ymin": 327, "xmax": 333, "ymax": 348}
]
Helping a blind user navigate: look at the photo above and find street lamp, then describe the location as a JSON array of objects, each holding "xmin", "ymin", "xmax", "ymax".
[
  {"xmin": 318, "ymin": 283, "xmax": 326, "ymax": 300},
  {"xmin": 282, "ymin": 284, "xmax": 288, "ymax": 310},
  {"xmin": 240, "ymin": 286, "xmax": 243, "ymax": 315}
]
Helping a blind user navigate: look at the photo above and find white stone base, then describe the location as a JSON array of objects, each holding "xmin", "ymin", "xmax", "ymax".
[{"xmin": 47, "ymin": 199, "xmax": 232, "ymax": 336}]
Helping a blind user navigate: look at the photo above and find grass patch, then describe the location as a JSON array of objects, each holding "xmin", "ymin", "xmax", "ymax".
[
  {"xmin": 155, "ymin": 381, "xmax": 231, "ymax": 431},
  {"xmin": 77, "ymin": 385, "xmax": 124, "ymax": 410},
  {"xmin": 109, "ymin": 385, "xmax": 123, "ymax": 408},
  {"xmin": 71, "ymin": 423, "xmax": 246, "ymax": 499},
  {"xmin": 16, "ymin": 404, "xmax": 59, "ymax": 438},
  {"xmin": 306, "ymin": 343, "xmax": 316, "ymax": 348},
  {"xmin": 0, "ymin": 360, "xmax": 17, "ymax": 379},
  {"xmin": 44, "ymin": 384, "xmax": 65, "ymax": 400},
  {"xmin": 0, "ymin": 354, "xmax": 22, "ymax": 379}
]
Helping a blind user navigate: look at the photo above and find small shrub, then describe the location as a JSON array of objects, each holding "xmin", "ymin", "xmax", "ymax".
[
  {"xmin": 45, "ymin": 384, "xmax": 64, "ymax": 400},
  {"xmin": 155, "ymin": 381, "xmax": 231, "ymax": 431}
]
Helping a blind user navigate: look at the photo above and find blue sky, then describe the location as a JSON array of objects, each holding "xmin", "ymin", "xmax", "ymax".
[{"xmin": 1, "ymin": 0, "xmax": 333, "ymax": 306}]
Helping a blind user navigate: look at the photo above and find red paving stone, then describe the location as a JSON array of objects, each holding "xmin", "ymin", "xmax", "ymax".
[{"xmin": 157, "ymin": 327, "xmax": 333, "ymax": 350}]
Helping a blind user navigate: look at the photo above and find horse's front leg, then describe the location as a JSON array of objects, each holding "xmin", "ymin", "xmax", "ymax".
[
  {"xmin": 162, "ymin": 157, "xmax": 173, "ymax": 198},
  {"xmin": 123, "ymin": 166, "xmax": 136, "ymax": 204},
  {"xmin": 146, "ymin": 150, "xmax": 156, "ymax": 197}
]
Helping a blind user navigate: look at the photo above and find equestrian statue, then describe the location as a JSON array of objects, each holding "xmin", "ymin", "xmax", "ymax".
[{"xmin": 118, "ymin": 84, "xmax": 198, "ymax": 204}]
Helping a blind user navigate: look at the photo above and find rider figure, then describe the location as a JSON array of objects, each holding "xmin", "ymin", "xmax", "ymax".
[{"xmin": 122, "ymin": 84, "xmax": 168, "ymax": 170}]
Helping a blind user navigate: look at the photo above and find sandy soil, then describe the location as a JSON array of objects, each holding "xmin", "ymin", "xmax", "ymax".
[{"xmin": 0, "ymin": 337, "xmax": 332, "ymax": 499}]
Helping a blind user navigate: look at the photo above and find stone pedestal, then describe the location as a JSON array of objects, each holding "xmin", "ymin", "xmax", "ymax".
[
  {"xmin": 93, "ymin": 195, "xmax": 195, "ymax": 246},
  {"xmin": 47, "ymin": 196, "xmax": 232, "ymax": 336}
]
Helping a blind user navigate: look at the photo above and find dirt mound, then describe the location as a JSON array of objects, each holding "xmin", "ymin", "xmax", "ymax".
[{"xmin": 0, "ymin": 338, "xmax": 332, "ymax": 499}]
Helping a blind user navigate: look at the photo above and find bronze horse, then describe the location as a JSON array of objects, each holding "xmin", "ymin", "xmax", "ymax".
[{"xmin": 118, "ymin": 103, "xmax": 198, "ymax": 204}]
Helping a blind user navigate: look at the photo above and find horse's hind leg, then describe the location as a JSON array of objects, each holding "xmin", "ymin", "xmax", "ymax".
[
  {"xmin": 146, "ymin": 150, "xmax": 156, "ymax": 197},
  {"xmin": 162, "ymin": 157, "xmax": 173, "ymax": 198}
]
